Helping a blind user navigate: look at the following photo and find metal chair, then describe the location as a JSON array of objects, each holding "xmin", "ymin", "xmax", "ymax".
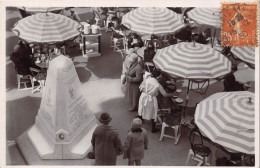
[
  {"xmin": 12, "ymin": 61, "xmax": 33, "ymax": 91},
  {"xmin": 159, "ymin": 112, "xmax": 182, "ymax": 144},
  {"xmin": 29, "ymin": 67, "xmax": 46, "ymax": 93},
  {"xmin": 110, "ymin": 28, "xmax": 125, "ymax": 52},
  {"xmin": 190, "ymin": 79, "xmax": 210, "ymax": 96},
  {"xmin": 185, "ymin": 126, "xmax": 211, "ymax": 166}
]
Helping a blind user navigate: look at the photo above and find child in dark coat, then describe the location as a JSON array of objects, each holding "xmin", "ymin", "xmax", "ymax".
[{"xmin": 123, "ymin": 118, "xmax": 148, "ymax": 165}]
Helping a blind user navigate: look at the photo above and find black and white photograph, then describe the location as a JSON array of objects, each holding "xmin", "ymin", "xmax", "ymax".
[{"xmin": 2, "ymin": 1, "xmax": 259, "ymax": 167}]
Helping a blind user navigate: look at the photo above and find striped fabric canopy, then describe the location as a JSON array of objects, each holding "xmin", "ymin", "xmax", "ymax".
[
  {"xmin": 122, "ymin": 7, "xmax": 185, "ymax": 35},
  {"xmin": 153, "ymin": 42, "xmax": 231, "ymax": 79},
  {"xmin": 12, "ymin": 13, "xmax": 81, "ymax": 43},
  {"xmin": 195, "ymin": 91, "xmax": 255, "ymax": 154},
  {"xmin": 17, "ymin": 7, "xmax": 64, "ymax": 13},
  {"xmin": 231, "ymin": 47, "xmax": 255, "ymax": 65},
  {"xmin": 187, "ymin": 8, "xmax": 221, "ymax": 28}
]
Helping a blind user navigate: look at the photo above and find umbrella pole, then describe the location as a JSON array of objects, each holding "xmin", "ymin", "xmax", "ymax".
[
  {"xmin": 211, "ymin": 28, "xmax": 216, "ymax": 48},
  {"xmin": 182, "ymin": 79, "xmax": 190, "ymax": 125}
]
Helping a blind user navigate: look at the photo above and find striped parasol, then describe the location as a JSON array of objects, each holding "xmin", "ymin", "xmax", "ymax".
[
  {"xmin": 17, "ymin": 7, "xmax": 64, "ymax": 13},
  {"xmin": 122, "ymin": 7, "xmax": 185, "ymax": 35},
  {"xmin": 153, "ymin": 42, "xmax": 231, "ymax": 79},
  {"xmin": 187, "ymin": 8, "xmax": 221, "ymax": 28},
  {"xmin": 195, "ymin": 91, "xmax": 255, "ymax": 154},
  {"xmin": 231, "ymin": 47, "xmax": 255, "ymax": 65},
  {"xmin": 12, "ymin": 13, "xmax": 81, "ymax": 43}
]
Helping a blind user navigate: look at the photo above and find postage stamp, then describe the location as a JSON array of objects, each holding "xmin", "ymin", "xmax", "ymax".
[{"xmin": 221, "ymin": 3, "xmax": 258, "ymax": 47}]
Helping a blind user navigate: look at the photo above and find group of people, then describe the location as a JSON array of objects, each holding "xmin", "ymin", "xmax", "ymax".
[
  {"xmin": 120, "ymin": 38, "xmax": 176, "ymax": 133},
  {"xmin": 91, "ymin": 112, "xmax": 148, "ymax": 166}
]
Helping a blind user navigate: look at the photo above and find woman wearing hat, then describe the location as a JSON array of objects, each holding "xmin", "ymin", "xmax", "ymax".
[
  {"xmin": 137, "ymin": 70, "xmax": 174, "ymax": 133},
  {"xmin": 124, "ymin": 53, "xmax": 143, "ymax": 111},
  {"xmin": 123, "ymin": 118, "xmax": 148, "ymax": 165},
  {"xmin": 91, "ymin": 112, "xmax": 123, "ymax": 165}
]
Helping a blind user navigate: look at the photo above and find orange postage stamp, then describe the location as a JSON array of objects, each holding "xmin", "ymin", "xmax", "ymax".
[{"xmin": 221, "ymin": 3, "xmax": 258, "ymax": 46}]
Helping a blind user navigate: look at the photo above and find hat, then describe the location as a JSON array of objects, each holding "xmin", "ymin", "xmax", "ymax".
[
  {"xmin": 131, "ymin": 118, "xmax": 142, "ymax": 129},
  {"xmin": 99, "ymin": 112, "xmax": 112, "ymax": 125}
]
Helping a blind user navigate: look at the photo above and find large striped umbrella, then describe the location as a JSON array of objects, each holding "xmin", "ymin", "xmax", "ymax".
[
  {"xmin": 195, "ymin": 91, "xmax": 255, "ymax": 154},
  {"xmin": 12, "ymin": 13, "xmax": 81, "ymax": 43},
  {"xmin": 17, "ymin": 7, "xmax": 64, "ymax": 13},
  {"xmin": 122, "ymin": 7, "xmax": 185, "ymax": 35},
  {"xmin": 153, "ymin": 42, "xmax": 231, "ymax": 79},
  {"xmin": 187, "ymin": 8, "xmax": 221, "ymax": 28},
  {"xmin": 231, "ymin": 47, "xmax": 255, "ymax": 65}
]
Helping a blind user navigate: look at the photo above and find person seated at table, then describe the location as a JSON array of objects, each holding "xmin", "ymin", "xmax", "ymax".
[
  {"xmin": 223, "ymin": 64, "xmax": 246, "ymax": 92},
  {"xmin": 143, "ymin": 42, "xmax": 156, "ymax": 72},
  {"xmin": 195, "ymin": 28, "xmax": 212, "ymax": 44},
  {"xmin": 143, "ymin": 42, "xmax": 155, "ymax": 63},
  {"xmin": 136, "ymin": 70, "xmax": 174, "ymax": 133},
  {"xmin": 17, "ymin": 41, "xmax": 41, "ymax": 69},
  {"xmin": 110, "ymin": 17, "xmax": 125, "ymax": 38},
  {"xmin": 168, "ymin": 35, "xmax": 178, "ymax": 45},
  {"xmin": 10, "ymin": 45, "xmax": 35, "ymax": 76},
  {"xmin": 175, "ymin": 25, "xmax": 193, "ymax": 42},
  {"xmin": 91, "ymin": 7, "xmax": 108, "ymax": 26},
  {"xmin": 127, "ymin": 33, "xmax": 143, "ymax": 49},
  {"xmin": 60, "ymin": 7, "xmax": 81, "ymax": 22}
]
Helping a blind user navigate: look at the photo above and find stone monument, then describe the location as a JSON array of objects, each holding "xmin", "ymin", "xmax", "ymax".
[{"xmin": 28, "ymin": 55, "xmax": 97, "ymax": 159}]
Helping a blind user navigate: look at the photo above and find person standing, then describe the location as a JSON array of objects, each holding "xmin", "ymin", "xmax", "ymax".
[
  {"xmin": 91, "ymin": 112, "xmax": 123, "ymax": 165},
  {"xmin": 124, "ymin": 53, "xmax": 143, "ymax": 111},
  {"xmin": 137, "ymin": 71, "xmax": 174, "ymax": 133},
  {"xmin": 123, "ymin": 118, "xmax": 148, "ymax": 165},
  {"xmin": 60, "ymin": 7, "xmax": 81, "ymax": 22}
]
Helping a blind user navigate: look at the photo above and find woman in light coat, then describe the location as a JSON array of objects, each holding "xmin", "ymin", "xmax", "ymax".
[{"xmin": 137, "ymin": 71, "xmax": 174, "ymax": 133}]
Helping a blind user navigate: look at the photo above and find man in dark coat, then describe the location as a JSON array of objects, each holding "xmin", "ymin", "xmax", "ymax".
[
  {"xmin": 91, "ymin": 112, "xmax": 123, "ymax": 165},
  {"xmin": 124, "ymin": 53, "xmax": 143, "ymax": 111}
]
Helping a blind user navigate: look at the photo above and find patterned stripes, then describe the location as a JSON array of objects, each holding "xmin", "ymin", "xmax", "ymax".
[
  {"xmin": 153, "ymin": 42, "xmax": 231, "ymax": 79},
  {"xmin": 187, "ymin": 8, "xmax": 221, "ymax": 28},
  {"xmin": 122, "ymin": 7, "xmax": 185, "ymax": 35},
  {"xmin": 12, "ymin": 13, "xmax": 81, "ymax": 43},
  {"xmin": 231, "ymin": 47, "xmax": 255, "ymax": 65},
  {"xmin": 17, "ymin": 7, "xmax": 64, "ymax": 13},
  {"xmin": 195, "ymin": 91, "xmax": 255, "ymax": 154}
]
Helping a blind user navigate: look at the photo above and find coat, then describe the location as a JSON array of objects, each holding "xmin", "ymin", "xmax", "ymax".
[
  {"xmin": 125, "ymin": 62, "xmax": 143, "ymax": 107},
  {"xmin": 138, "ymin": 77, "xmax": 169, "ymax": 121},
  {"xmin": 91, "ymin": 125, "xmax": 123, "ymax": 165},
  {"xmin": 138, "ymin": 77, "xmax": 159, "ymax": 121},
  {"xmin": 123, "ymin": 128, "xmax": 148, "ymax": 161}
]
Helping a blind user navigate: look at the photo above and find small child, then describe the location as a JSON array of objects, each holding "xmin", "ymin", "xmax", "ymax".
[{"xmin": 123, "ymin": 118, "xmax": 148, "ymax": 166}]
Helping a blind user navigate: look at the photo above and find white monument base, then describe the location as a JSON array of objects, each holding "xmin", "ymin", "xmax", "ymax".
[
  {"xmin": 27, "ymin": 55, "xmax": 98, "ymax": 160},
  {"xmin": 28, "ymin": 122, "xmax": 96, "ymax": 159}
]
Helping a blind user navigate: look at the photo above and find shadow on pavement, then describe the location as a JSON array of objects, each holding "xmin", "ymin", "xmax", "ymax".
[{"xmin": 6, "ymin": 96, "xmax": 41, "ymax": 140}]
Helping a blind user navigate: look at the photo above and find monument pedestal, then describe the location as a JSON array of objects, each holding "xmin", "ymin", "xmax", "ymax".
[
  {"xmin": 16, "ymin": 127, "xmax": 95, "ymax": 165},
  {"xmin": 26, "ymin": 55, "xmax": 97, "ymax": 159}
]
